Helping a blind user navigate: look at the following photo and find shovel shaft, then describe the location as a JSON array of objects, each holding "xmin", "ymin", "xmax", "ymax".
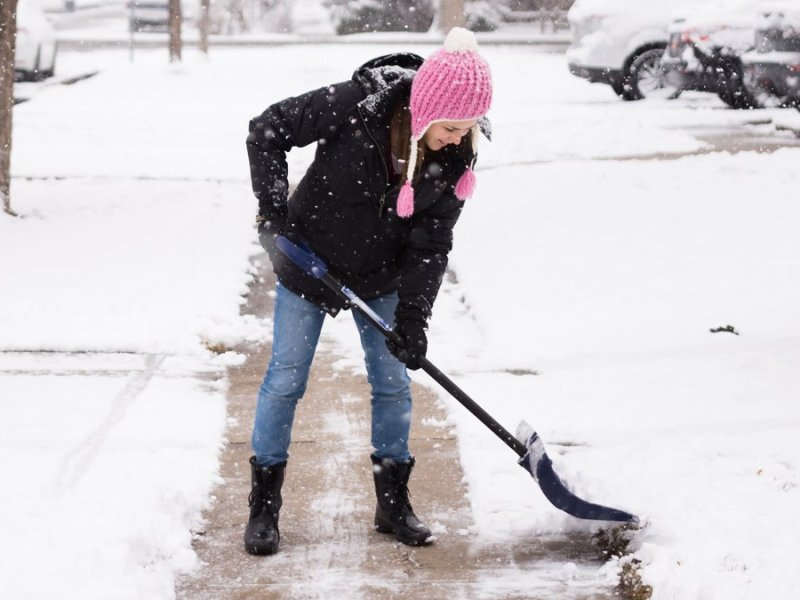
[
  {"xmin": 417, "ymin": 356, "xmax": 528, "ymax": 457},
  {"xmin": 317, "ymin": 271, "xmax": 527, "ymax": 457}
]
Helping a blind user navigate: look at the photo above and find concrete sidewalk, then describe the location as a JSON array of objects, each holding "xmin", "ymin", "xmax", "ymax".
[{"xmin": 176, "ymin": 258, "xmax": 615, "ymax": 600}]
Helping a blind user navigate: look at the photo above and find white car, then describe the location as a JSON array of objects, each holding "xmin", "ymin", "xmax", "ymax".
[
  {"xmin": 567, "ymin": 0, "xmax": 721, "ymax": 100},
  {"xmin": 15, "ymin": 0, "xmax": 57, "ymax": 81}
]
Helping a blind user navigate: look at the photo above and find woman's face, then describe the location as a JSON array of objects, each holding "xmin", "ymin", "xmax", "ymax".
[{"xmin": 422, "ymin": 119, "xmax": 478, "ymax": 151}]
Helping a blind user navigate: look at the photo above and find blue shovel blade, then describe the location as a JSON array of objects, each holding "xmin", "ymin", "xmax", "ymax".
[{"xmin": 516, "ymin": 421, "xmax": 639, "ymax": 524}]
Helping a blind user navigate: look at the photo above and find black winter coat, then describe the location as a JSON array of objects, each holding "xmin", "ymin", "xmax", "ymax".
[{"xmin": 246, "ymin": 53, "xmax": 482, "ymax": 320}]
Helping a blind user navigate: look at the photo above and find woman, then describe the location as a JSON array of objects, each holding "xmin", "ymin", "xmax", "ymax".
[{"xmin": 244, "ymin": 27, "xmax": 492, "ymax": 555}]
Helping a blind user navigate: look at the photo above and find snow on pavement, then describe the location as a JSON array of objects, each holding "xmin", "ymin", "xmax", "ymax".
[{"xmin": 1, "ymin": 42, "xmax": 799, "ymax": 599}]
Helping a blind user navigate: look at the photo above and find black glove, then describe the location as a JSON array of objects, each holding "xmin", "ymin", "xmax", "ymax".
[
  {"xmin": 386, "ymin": 318, "xmax": 427, "ymax": 370},
  {"xmin": 257, "ymin": 215, "xmax": 286, "ymax": 263}
]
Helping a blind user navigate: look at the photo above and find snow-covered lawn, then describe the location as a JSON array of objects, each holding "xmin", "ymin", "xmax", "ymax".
[{"xmin": 2, "ymin": 42, "xmax": 799, "ymax": 599}]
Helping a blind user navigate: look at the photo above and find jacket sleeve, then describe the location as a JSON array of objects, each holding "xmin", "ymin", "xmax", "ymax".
[
  {"xmin": 246, "ymin": 80, "xmax": 365, "ymax": 219},
  {"xmin": 395, "ymin": 192, "xmax": 465, "ymax": 325}
]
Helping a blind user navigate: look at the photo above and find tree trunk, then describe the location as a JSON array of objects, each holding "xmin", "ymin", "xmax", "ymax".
[
  {"xmin": 168, "ymin": 0, "xmax": 182, "ymax": 62},
  {"xmin": 438, "ymin": 0, "xmax": 465, "ymax": 33},
  {"xmin": 198, "ymin": 0, "xmax": 210, "ymax": 55},
  {"xmin": 0, "ymin": 0, "xmax": 19, "ymax": 216}
]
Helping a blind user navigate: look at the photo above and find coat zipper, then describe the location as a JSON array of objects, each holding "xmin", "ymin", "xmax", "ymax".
[{"xmin": 357, "ymin": 106, "xmax": 391, "ymax": 219}]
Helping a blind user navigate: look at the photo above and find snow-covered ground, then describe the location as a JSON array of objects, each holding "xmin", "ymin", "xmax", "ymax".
[{"xmin": 2, "ymin": 37, "xmax": 800, "ymax": 600}]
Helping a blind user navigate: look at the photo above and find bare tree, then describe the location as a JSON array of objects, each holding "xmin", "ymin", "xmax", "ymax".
[
  {"xmin": 0, "ymin": 0, "xmax": 19, "ymax": 216},
  {"xmin": 198, "ymin": 0, "xmax": 210, "ymax": 54},
  {"xmin": 168, "ymin": 0, "xmax": 182, "ymax": 62},
  {"xmin": 438, "ymin": 0, "xmax": 465, "ymax": 32}
]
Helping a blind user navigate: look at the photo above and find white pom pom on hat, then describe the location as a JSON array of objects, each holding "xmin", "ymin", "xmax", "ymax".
[
  {"xmin": 396, "ymin": 27, "xmax": 493, "ymax": 219},
  {"xmin": 442, "ymin": 26, "xmax": 480, "ymax": 52}
]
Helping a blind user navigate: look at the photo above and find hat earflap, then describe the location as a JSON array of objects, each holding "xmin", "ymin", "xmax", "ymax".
[
  {"xmin": 454, "ymin": 127, "xmax": 479, "ymax": 201},
  {"xmin": 454, "ymin": 167, "xmax": 476, "ymax": 200}
]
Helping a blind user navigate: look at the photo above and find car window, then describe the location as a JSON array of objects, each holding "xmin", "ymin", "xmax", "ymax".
[{"xmin": 756, "ymin": 28, "xmax": 800, "ymax": 52}]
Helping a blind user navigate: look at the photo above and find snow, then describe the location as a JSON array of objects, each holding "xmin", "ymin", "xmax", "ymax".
[{"xmin": 2, "ymin": 27, "xmax": 800, "ymax": 600}]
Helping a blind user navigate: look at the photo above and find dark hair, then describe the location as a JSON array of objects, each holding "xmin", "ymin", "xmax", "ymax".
[{"xmin": 390, "ymin": 102, "xmax": 424, "ymax": 181}]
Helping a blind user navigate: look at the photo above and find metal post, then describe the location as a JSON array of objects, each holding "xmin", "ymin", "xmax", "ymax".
[{"xmin": 128, "ymin": 2, "xmax": 136, "ymax": 63}]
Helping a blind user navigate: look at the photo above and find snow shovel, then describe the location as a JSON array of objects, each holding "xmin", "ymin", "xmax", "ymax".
[{"xmin": 276, "ymin": 236, "xmax": 638, "ymax": 524}]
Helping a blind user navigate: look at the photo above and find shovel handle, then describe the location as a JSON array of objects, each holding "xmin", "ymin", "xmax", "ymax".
[
  {"xmin": 417, "ymin": 356, "xmax": 528, "ymax": 456},
  {"xmin": 276, "ymin": 236, "xmax": 328, "ymax": 278}
]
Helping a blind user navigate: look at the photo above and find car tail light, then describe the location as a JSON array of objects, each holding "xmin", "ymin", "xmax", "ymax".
[
  {"xmin": 789, "ymin": 64, "xmax": 800, "ymax": 73},
  {"xmin": 681, "ymin": 29, "xmax": 710, "ymax": 44}
]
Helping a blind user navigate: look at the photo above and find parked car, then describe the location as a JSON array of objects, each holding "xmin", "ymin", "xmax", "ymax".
[
  {"xmin": 661, "ymin": 0, "xmax": 764, "ymax": 108},
  {"xmin": 567, "ymin": 0, "xmax": 728, "ymax": 100},
  {"xmin": 127, "ymin": 0, "xmax": 197, "ymax": 33},
  {"xmin": 329, "ymin": 0, "xmax": 435, "ymax": 35},
  {"xmin": 15, "ymin": 0, "xmax": 58, "ymax": 82},
  {"xmin": 464, "ymin": 1, "xmax": 503, "ymax": 32},
  {"xmin": 742, "ymin": 2, "xmax": 800, "ymax": 107},
  {"xmin": 128, "ymin": 1, "xmax": 169, "ymax": 32}
]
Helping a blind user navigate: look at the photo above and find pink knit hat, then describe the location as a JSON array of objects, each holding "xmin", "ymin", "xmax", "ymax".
[{"xmin": 397, "ymin": 27, "xmax": 493, "ymax": 218}]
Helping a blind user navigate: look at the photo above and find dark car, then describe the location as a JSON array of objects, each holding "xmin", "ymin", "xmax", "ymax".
[
  {"xmin": 127, "ymin": 1, "xmax": 169, "ymax": 32},
  {"xmin": 660, "ymin": 0, "xmax": 763, "ymax": 108},
  {"xmin": 126, "ymin": 0, "xmax": 197, "ymax": 33},
  {"xmin": 330, "ymin": 0, "xmax": 435, "ymax": 35},
  {"xmin": 742, "ymin": 4, "xmax": 800, "ymax": 107}
]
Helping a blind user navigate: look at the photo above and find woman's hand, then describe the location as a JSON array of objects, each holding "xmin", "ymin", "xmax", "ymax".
[
  {"xmin": 386, "ymin": 319, "xmax": 427, "ymax": 370},
  {"xmin": 257, "ymin": 216, "xmax": 286, "ymax": 263}
]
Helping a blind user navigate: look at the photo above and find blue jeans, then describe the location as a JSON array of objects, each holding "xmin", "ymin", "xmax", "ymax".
[{"xmin": 252, "ymin": 282, "xmax": 413, "ymax": 467}]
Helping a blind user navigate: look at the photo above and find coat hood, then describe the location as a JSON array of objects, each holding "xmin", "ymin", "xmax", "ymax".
[
  {"xmin": 353, "ymin": 52, "xmax": 425, "ymax": 94},
  {"xmin": 351, "ymin": 53, "xmax": 422, "ymax": 130}
]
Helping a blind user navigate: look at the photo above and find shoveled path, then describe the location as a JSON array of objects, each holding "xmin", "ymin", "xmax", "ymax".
[{"xmin": 176, "ymin": 258, "xmax": 614, "ymax": 600}]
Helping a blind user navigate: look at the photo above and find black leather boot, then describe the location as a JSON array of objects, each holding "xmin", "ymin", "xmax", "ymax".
[
  {"xmin": 371, "ymin": 454, "xmax": 434, "ymax": 546},
  {"xmin": 244, "ymin": 456, "xmax": 286, "ymax": 555}
]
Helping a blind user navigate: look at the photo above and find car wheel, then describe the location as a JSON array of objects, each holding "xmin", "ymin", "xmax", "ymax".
[
  {"xmin": 626, "ymin": 48, "xmax": 680, "ymax": 101},
  {"xmin": 718, "ymin": 87, "xmax": 762, "ymax": 110},
  {"xmin": 755, "ymin": 91, "xmax": 790, "ymax": 108},
  {"xmin": 715, "ymin": 61, "xmax": 760, "ymax": 109},
  {"xmin": 748, "ymin": 81, "xmax": 793, "ymax": 109}
]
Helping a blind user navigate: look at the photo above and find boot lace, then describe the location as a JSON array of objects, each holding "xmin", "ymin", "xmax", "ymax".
[{"xmin": 397, "ymin": 481, "xmax": 413, "ymax": 511}]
